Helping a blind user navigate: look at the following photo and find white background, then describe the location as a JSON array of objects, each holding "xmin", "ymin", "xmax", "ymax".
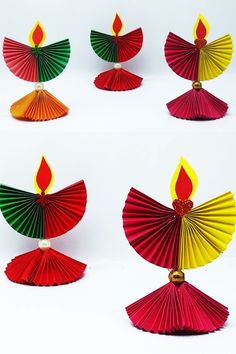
[{"xmin": 0, "ymin": 1, "xmax": 236, "ymax": 353}]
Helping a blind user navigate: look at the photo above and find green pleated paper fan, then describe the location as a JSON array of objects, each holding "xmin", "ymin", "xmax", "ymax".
[
  {"xmin": 0, "ymin": 185, "xmax": 44, "ymax": 239},
  {"xmin": 90, "ymin": 30, "xmax": 118, "ymax": 62}
]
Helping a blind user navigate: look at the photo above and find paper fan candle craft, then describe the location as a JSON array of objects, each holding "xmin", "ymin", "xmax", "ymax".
[
  {"xmin": 165, "ymin": 14, "xmax": 233, "ymax": 120},
  {"xmin": 90, "ymin": 13, "xmax": 143, "ymax": 91},
  {"xmin": 123, "ymin": 158, "xmax": 236, "ymax": 334},
  {"xmin": 3, "ymin": 21, "xmax": 70, "ymax": 121},
  {"xmin": 0, "ymin": 156, "xmax": 87, "ymax": 286}
]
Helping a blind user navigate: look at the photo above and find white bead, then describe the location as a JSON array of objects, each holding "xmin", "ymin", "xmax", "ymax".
[
  {"xmin": 114, "ymin": 63, "xmax": 122, "ymax": 69},
  {"xmin": 34, "ymin": 82, "xmax": 44, "ymax": 91},
  {"xmin": 38, "ymin": 239, "xmax": 51, "ymax": 250}
]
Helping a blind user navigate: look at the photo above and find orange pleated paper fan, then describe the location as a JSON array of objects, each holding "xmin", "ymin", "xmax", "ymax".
[{"xmin": 10, "ymin": 89, "xmax": 69, "ymax": 121}]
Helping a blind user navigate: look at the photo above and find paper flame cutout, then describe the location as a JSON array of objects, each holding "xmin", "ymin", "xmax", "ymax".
[
  {"xmin": 29, "ymin": 21, "xmax": 46, "ymax": 47},
  {"xmin": 193, "ymin": 14, "xmax": 210, "ymax": 40},
  {"xmin": 34, "ymin": 156, "xmax": 54, "ymax": 195},
  {"xmin": 170, "ymin": 157, "xmax": 198, "ymax": 201},
  {"xmin": 112, "ymin": 13, "xmax": 123, "ymax": 36}
]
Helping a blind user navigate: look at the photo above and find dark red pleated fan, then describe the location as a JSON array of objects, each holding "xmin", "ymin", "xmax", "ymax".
[
  {"xmin": 117, "ymin": 28, "xmax": 143, "ymax": 62},
  {"xmin": 94, "ymin": 68, "xmax": 143, "ymax": 91},
  {"xmin": 126, "ymin": 281, "xmax": 228, "ymax": 334},
  {"xmin": 3, "ymin": 37, "xmax": 38, "ymax": 82},
  {"xmin": 123, "ymin": 188, "xmax": 181, "ymax": 269},
  {"xmin": 165, "ymin": 32, "xmax": 199, "ymax": 81},
  {"xmin": 5, "ymin": 248, "xmax": 86, "ymax": 286},
  {"xmin": 167, "ymin": 88, "xmax": 228, "ymax": 120},
  {"xmin": 44, "ymin": 181, "xmax": 87, "ymax": 238}
]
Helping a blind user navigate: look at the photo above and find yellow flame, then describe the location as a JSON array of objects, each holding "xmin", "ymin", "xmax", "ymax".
[
  {"xmin": 34, "ymin": 155, "xmax": 54, "ymax": 195},
  {"xmin": 29, "ymin": 21, "xmax": 46, "ymax": 47},
  {"xmin": 193, "ymin": 14, "xmax": 210, "ymax": 40},
  {"xmin": 170, "ymin": 157, "xmax": 198, "ymax": 201}
]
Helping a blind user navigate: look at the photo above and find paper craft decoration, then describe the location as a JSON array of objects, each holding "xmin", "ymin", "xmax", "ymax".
[
  {"xmin": 164, "ymin": 14, "xmax": 233, "ymax": 120},
  {"xmin": 3, "ymin": 21, "xmax": 70, "ymax": 121},
  {"xmin": 90, "ymin": 13, "xmax": 143, "ymax": 91},
  {"xmin": 0, "ymin": 156, "xmax": 87, "ymax": 286},
  {"xmin": 122, "ymin": 157, "xmax": 236, "ymax": 334}
]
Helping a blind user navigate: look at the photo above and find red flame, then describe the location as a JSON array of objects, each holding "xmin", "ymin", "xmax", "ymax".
[
  {"xmin": 175, "ymin": 166, "xmax": 193, "ymax": 200},
  {"xmin": 32, "ymin": 24, "xmax": 44, "ymax": 46},
  {"xmin": 113, "ymin": 13, "xmax": 123, "ymax": 36},
  {"xmin": 196, "ymin": 19, "xmax": 207, "ymax": 40},
  {"xmin": 36, "ymin": 157, "xmax": 53, "ymax": 194}
]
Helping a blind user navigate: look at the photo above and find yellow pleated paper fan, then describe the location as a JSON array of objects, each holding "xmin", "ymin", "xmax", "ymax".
[
  {"xmin": 198, "ymin": 34, "xmax": 233, "ymax": 81},
  {"xmin": 178, "ymin": 192, "xmax": 236, "ymax": 269}
]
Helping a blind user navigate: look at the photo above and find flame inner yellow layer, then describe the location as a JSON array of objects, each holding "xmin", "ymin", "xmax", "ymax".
[
  {"xmin": 170, "ymin": 157, "xmax": 198, "ymax": 201},
  {"xmin": 178, "ymin": 192, "xmax": 236, "ymax": 269}
]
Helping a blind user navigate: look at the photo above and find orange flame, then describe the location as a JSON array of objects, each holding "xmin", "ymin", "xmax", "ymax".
[
  {"xmin": 193, "ymin": 14, "xmax": 210, "ymax": 40},
  {"xmin": 170, "ymin": 157, "xmax": 198, "ymax": 201},
  {"xmin": 34, "ymin": 156, "xmax": 54, "ymax": 195},
  {"xmin": 112, "ymin": 13, "xmax": 123, "ymax": 36},
  {"xmin": 29, "ymin": 21, "xmax": 46, "ymax": 47}
]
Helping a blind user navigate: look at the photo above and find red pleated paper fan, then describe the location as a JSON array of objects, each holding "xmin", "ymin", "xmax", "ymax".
[
  {"xmin": 44, "ymin": 180, "xmax": 87, "ymax": 238},
  {"xmin": 3, "ymin": 37, "xmax": 38, "ymax": 82},
  {"xmin": 165, "ymin": 32, "xmax": 200, "ymax": 81},
  {"xmin": 5, "ymin": 248, "xmax": 86, "ymax": 286},
  {"xmin": 123, "ymin": 188, "xmax": 181, "ymax": 269},
  {"xmin": 126, "ymin": 281, "xmax": 228, "ymax": 334},
  {"xmin": 117, "ymin": 28, "xmax": 143, "ymax": 62},
  {"xmin": 167, "ymin": 88, "xmax": 228, "ymax": 120},
  {"xmin": 94, "ymin": 68, "xmax": 143, "ymax": 91}
]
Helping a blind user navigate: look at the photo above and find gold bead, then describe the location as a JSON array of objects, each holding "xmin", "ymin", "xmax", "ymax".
[
  {"xmin": 192, "ymin": 81, "xmax": 202, "ymax": 90},
  {"xmin": 168, "ymin": 269, "xmax": 185, "ymax": 284}
]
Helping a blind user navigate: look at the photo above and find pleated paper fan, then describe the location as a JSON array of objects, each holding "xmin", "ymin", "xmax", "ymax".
[
  {"xmin": 90, "ymin": 31, "xmax": 118, "ymax": 62},
  {"xmin": 165, "ymin": 32, "xmax": 199, "ymax": 81},
  {"xmin": 0, "ymin": 180, "xmax": 86, "ymax": 239},
  {"xmin": 123, "ymin": 187, "xmax": 181, "ymax": 269},
  {"xmin": 166, "ymin": 87, "xmax": 228, "ymax": 120},
  {"xmin": 10, "ymin": 90, "xmax": 69, "ymax": 121},
  {"xmin": 126, "ymin": 281, "xmax": 229, "ymax": 334},
  {"xmin": 5, "ymin": 248, "xmax": 86, "ymax": 286},
  {"xmin": 90, "ymin": 28, "xmax": 143, "ymax": 63},
  {"xmin": 0, "ymin": 156, "xmax": 87, "ymax": 286},
  {"xmin": 179, "ymin": 192, "xmax": 236, "ymax": 269},
  {"xmin": 123, "ymin": 158, "xmax": 236, "ymax": 334},
  {"xmin": 3, "ymin": 37, "xmax": 70, "ymax": 82},
  {"xmin": 164, "ymin": 14, "xmax": 233, "ymax": 120},
  {"xmin": 94, "ymin": 68, "xmax": 143, "ymax": 91},
  {"xmin": 90, "ymin": 13, "xmax": 143, "ymax": 91},
  {"xmin": 198, "ymin": 34, "xmax": 233, "ymax": 81},
  {"xmin": 123, "ymin": 159, "xmax": 236, "ymax": 271},
  {"xmin": 3, "ymin": 21, "xmax": 70, "ymax": 121}
]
